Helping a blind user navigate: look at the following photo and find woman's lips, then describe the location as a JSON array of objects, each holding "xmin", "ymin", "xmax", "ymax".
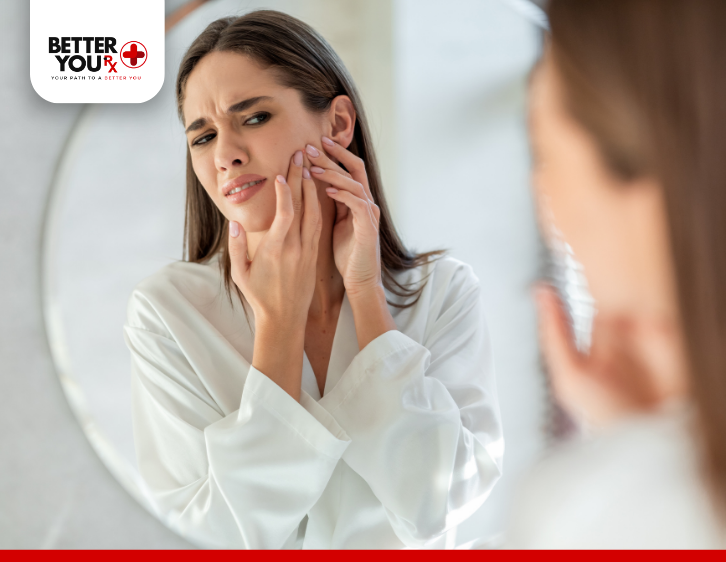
[{"xmin": 225, "ymin": 178, "xmax": 267, "ymax": 204}]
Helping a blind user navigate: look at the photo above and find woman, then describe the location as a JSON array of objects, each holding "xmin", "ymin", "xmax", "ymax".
[
  {"xmin": 123, "ymin": 10, "xmax": 502, "ymax": 549},
  {"xmin": 509, "ymin": 0, "xmax": 726, "ymax": 548}
]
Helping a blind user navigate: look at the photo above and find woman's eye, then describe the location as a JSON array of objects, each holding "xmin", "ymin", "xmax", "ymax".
[
  {"xmin": 245, "ymin": 112, "xmax": 270, "ymax": 125},
  {"xmin": 190, "ymin": 112, "xmax": 269, "ymax": 146},
  {"xmin": 192, "ymin": 133, "xmax": 215, "ymax": 147}
]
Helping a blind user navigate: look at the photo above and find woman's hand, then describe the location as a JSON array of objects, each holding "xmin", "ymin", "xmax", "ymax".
[
  {"xmin": 229, "ymin": 151, "xmax": 322, "ymax": 324},
  {"xmin": 228, "ymin": 150, "xmax": 322, "ymax": 400},
  {"xmin": 306, "ymin": 137, "xmax": 396, "ymax": 350},
  {"xmin": 306, "ymin": 137, "xmax": 382, "ymax": 298},
  {"xmin": 534, "ymin": 284, "xmax": 682, "ymax": 429}
]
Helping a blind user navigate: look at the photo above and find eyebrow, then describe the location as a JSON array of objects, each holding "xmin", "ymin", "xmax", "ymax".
[{"xmin": 184, "ymin": 96, "xmax": 274, "ymax": 134}]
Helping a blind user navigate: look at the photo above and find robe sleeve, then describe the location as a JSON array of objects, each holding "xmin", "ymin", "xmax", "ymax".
[
  {"xmin": 123, "ymin": 323, "xmax": 351, "ymax": 549},
  {"xmin": 317, "ymin": 262, "xmax": 503, "ymax": 547}
]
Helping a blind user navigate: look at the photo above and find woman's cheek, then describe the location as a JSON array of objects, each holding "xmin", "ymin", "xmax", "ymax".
[
  {"xmin": 533, "ymin": 166, "xmax": 563, "ymax": 236},
  {"xmin": 191, "ymin": 160, "xmax": 220, "ymax": 205},
  {"xmin": 232, "ymin": 182, "xmax": 278, "ymax": 233}
]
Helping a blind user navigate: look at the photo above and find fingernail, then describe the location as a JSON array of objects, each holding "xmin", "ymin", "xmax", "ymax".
[
  {"xmin": 302, "ymin": 167, "xmax": 311, "ymax": 179},
  {"xmin": 276, "ymin": 174, "xmax": 287, "ymax": 184},
  {"xmin": 311, "ymin": 166, "xmax": 325, "ymax": 174},
  {"xmin": 322, "ymin": 136, "xmax": 335, "ymax": 146},
  {"xmin": 293, "ymin": 150, "xmax": 303, "ymax": 166},
  {"xmin": 306, "ymin": 144, "xmax": 320, "ymax": 157},
  {"xmin": 229, "ymin": 220, "xmax": 240, "ymax": 238},
  {"xmin": 326, "ymin": 188, "xmax": 338, "ymax": 194}
]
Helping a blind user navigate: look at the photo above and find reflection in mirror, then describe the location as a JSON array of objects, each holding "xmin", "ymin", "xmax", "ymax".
[{"xmin": 42, "ymin": 0, "xmax": 554, "ymax": 548}]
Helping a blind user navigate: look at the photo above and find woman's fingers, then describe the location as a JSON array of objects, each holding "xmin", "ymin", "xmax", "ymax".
[
  {"xmin": 301, "ymin": 165, "xmax": 321, "ymax": 248},
  {"xmin": 304, "ymin": 142, "xmax": 374, "ymax": 202},
  {"xmin": 535, "ymin": 284, "xmax": 585, "ymax": 394},
  {"xmin": 325, "ymin": 188, "xmax": 377, "ymax": 229},
  {"xmin": 304, "ymin": 143, "xmax": 351, "ymax": 178},
  {"xmin": 537, "ymin": 284, "xmax": 663, "ymax": 425},
  {"xmin": 313, "ymin": 200, "xmax": 324, "ymax": 250},
  {"xmin": 287, "ymin": 150, "xmax": 304, "ymax": 240},
  {"xmin": 320, "ymin": 136, "xmax": 374, "ymax": 202},
  {"xmin": 228, "ymin": 220, "xmax": 250, "ymax": 285},
  {"xmin": 267, "ymin": 175, "xmax": 295, "ymax": 245},
  {"xmin": 311, "ymin": 166, "xmax": 368, "ymax": 202},
  {"xmin": 590, "ymin": 316, "xmax": 660, "ymax": 410}
]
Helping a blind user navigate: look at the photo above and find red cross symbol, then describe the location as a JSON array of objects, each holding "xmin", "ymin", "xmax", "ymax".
[
  {"xmin": 119, "ymin": 41, "xmax": 148, "ymax": 69},
  {"xmin": 123, "ymin": 44, "xmax": 144, "ymax": 65}
]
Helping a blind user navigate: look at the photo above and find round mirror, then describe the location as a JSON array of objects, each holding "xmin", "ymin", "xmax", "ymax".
[{"xmin": 42, "ymin": 0, "xmax": 549, "ymax": 547}]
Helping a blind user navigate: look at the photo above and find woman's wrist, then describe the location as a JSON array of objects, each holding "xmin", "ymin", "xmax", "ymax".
[
  {"xmin": 252, "ymin": 318, "xmax": 306, "ymax": 402},
  {"xmin": 347, "ymin": 283, "xmax": 397, "ymax": 350}
]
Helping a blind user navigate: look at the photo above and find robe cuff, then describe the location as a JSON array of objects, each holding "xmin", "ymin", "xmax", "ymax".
[
  {"xmin": 243, "ymin": 366, "xmax": 350, "ymax": 459},
  {"xmin": 319, "ymin": 329, "xmax": 423, "ymax": 413}
]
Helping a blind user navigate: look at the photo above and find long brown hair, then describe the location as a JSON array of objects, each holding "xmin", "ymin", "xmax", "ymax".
[
  {"xmin": 547, "ymin": 0, "xmax": 726, "ymax": 517},
  {"xmin": 175, "ymin": 10, "xmax": 443, "ymax": 311}
]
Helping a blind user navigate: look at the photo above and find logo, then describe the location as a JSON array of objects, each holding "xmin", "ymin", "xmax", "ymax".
[
  {"xmin": 30, "ymin": 0, "xmax": 164, "ymax": 104},
  {"xmin": 47, "ymin": 38, "xmax": 148, "ymax": 73}
]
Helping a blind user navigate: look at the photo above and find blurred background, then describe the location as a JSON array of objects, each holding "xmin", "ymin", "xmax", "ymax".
[{"xmin": 1, "ymin": 0, "xmax": 546, "ymax": 548}]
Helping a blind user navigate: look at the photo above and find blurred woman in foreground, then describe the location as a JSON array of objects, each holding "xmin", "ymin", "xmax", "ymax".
[{"xmin": 510, "ymin": 0, "xmax": 726, "ymax": 548}]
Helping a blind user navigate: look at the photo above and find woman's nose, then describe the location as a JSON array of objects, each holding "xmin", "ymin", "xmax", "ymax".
[{"xmin": 214, "ymin": 130, "xmax": 249, "ymax": 172}]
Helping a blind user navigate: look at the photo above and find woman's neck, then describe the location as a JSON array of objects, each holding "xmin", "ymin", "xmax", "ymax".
[{"xmin": 308, "ymin": 240, "xmax": 345, "ymax": 321}]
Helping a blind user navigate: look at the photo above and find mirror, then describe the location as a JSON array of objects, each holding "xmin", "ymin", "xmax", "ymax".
[{"xmin": 42, "ymin": 0, "xmax": 549, "ymax": 548}]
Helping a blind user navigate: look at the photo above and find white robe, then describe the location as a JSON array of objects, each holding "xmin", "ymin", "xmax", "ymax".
[
  {"xmin": 506, "ymin": 405, "xmax": 725, "ymax": 548},
  {"xmin": 123, "ymin": 252, "xmax": 503, "ymax": 549}
]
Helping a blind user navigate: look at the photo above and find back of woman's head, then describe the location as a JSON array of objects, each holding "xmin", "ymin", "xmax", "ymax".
[{"xmin": 547, "ymin": 0, "xmax": 726, "ymax": 516}]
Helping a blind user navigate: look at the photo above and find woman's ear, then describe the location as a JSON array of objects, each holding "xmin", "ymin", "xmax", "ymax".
[{"xmin": 327, "ymin": 95, "xmax": 356, "ymax": 148}]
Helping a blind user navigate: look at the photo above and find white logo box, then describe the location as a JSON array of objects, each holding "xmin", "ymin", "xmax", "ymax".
[{"xmin": 30, "ymin": 0, "xmax": 165, "ymax": 103}]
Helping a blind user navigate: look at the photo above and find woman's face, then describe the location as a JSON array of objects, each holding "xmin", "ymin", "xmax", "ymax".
[
  {"xmin": 182, "ymin": 51, "xmax": 329, "ymax": 233},
  {"xmin": 528, "ymin": 50, "xmax": 677, "ymax": 321}
]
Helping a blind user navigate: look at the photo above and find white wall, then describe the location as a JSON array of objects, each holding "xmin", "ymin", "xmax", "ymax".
[{"xmin": 394, "ymin": 0, "xmax": 545, "ymax": 540}]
